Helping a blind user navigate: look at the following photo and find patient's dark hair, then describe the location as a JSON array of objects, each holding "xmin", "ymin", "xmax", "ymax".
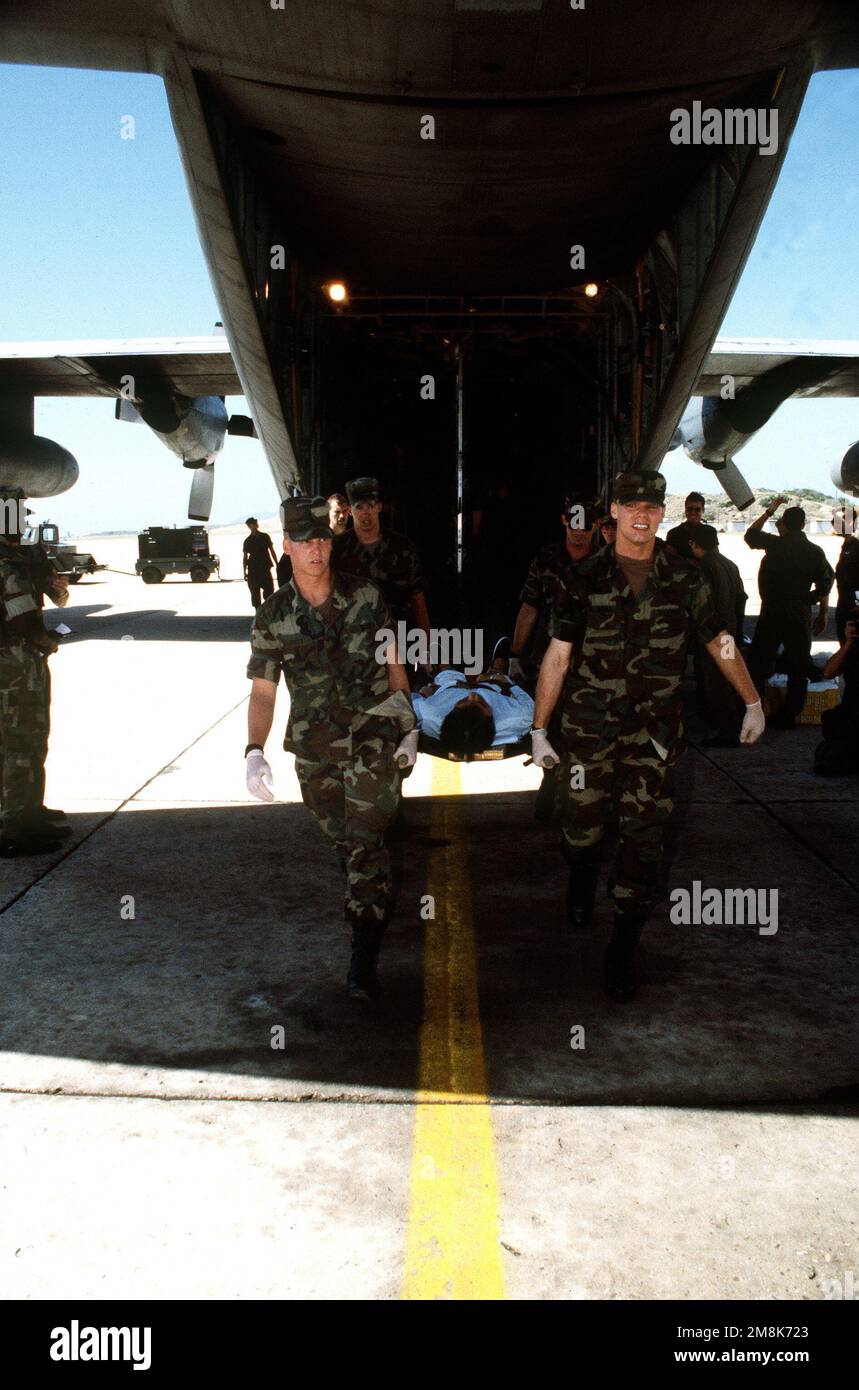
[{"xmin": 440, "ymin": 703, "xmax": 495, "ymax": 755}]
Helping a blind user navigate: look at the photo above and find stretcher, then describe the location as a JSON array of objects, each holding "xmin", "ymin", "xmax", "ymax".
[{"xmin": 416, "ymin": 732, "xmax": 532, "ymax": 764}]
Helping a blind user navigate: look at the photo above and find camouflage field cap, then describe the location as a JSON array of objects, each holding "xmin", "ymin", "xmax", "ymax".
[
  {"xmin": 280, "ymin": 496, "xmax": 334, "ymax": 541},
  {"xmin": 346, "ymin": 476, "xmax": 380, "ymax": 504},
  {"xmin": 612, "ymin": 471, "xmax": 667, "ymax": 506}
]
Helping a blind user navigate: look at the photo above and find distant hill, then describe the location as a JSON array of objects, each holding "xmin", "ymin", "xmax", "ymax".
[
  {"xmin": 68, "ymin": 495, "xmax": 844, "ymax": 544},
  {"xmin": 664, "ymin": 489, "xmax": 838, "ymax": 528}
]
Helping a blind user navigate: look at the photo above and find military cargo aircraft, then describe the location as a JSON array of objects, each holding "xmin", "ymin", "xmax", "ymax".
[
  {"xmin": 0, "ymin": 333, "xmax": 856, "ymax": 521},
  {"xmin": 1, "ymin": 0, "xmax": 857, "ymax": 586}
]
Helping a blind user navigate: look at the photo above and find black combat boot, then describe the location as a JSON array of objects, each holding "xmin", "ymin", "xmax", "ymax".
[
  {"xmin": 347, "ymin": 919, "xmax": 385, "ymax": 1002},
  {"xmin": 565, "ymin": 859, "xmax": 600, "ymax": 928},
  {"xmin": 29, "ymin": 810, "xmax": 72, "ymax": 839},
  {"xmin": 604, "ymin": 912, "xmax": 646, "ymax": 1000},
  {"xmin": 0, "ymin": 819, "xmax": 65, "ymax": 856}
]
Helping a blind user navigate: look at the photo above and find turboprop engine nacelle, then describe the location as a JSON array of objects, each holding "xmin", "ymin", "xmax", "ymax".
[
  {"xmin": 669, "ymin": 398, "xmax": 756, "ymax": 510},
  {"xmin": 131, "ymin": 392, "xmax": 229, "ymax": 465},
  {"xmin": 669, "ymin": 355, "xmax": 859, "ymax": 512},
  {"xmin": 831, "ymin": 441, "xmax": 859, "ymax": 497},
  {"xmin": 117, "ymin": 391, "xmax": 255, "ymax": 519},
  {"xmin": 0, "ymin": 431, "xmax": 80, "ymax": 497},
  {"xmin": 675, "ymin": 396, "xmax": 759, "ymax": 469}
]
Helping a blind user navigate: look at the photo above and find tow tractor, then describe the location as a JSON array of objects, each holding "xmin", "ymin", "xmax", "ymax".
[
  {"xmin": 135, "ymin": 526, "xmax": 220, "ymax": 583},
  {"xmin": 23, "ymin": 521, "xmax": 105, "ymax": 583}
]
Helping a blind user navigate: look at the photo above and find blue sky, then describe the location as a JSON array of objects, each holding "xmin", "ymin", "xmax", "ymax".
[{"xmin": 0, "ymin": 63, "xmax": 857, "ymax": 533}]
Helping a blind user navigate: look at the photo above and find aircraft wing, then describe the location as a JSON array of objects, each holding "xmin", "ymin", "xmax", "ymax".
[
  {"xmin": 0, "ymin": 335, "xmax": 241, "ymax": 398},
  {"xmin": 6, "ymin": 332, "xmax": 858, "ymax": 402},
  {"xmin": 697, "ymin": 338, "xmax": 859, "ymax": 398}
]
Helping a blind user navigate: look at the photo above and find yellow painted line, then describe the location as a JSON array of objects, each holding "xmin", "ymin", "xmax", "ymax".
[{"xmin": 402, "ymin": 758, "xmax": 505, "ymax": 1300}]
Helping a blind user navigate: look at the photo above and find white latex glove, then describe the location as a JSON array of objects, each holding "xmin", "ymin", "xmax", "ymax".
[
  {"xmin": 531, "ymin": 729, "xmax": 560, "ymax": 769},
  {"xmin": 740, "ymin": 700, "xmax": 765, "ymax": 745},
  {"xmin": 246, "ymin": 749, "xmax": 275, "ymax": 802},
  {"xmin": 509, "ymin": 656, "xmax": 527, "ymax": 685},
  {"xmin": 395, "ymin": 729, "xmax": 420, "ymax": 769}
]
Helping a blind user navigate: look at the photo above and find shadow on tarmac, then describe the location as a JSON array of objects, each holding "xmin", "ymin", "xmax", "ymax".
[
  {"xmin": 1, "ymin": 741, "xmax": 857, "ymax": 1110},
  {"xmin": 47, "ymin": 604, "xmax": 253, "ymax": 643}
]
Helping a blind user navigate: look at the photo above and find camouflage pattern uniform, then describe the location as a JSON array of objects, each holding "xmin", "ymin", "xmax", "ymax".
[
  {"xmin": 333, "ymin": 528, "xmax": 425, "ymax": 626},
  {"xmin": 0, "ymin": 539, "xmax": 54, "ymax": 833},
  {"xmin": 519, "ymin": 539, "xmax": 580, "ymax": 676},
  {"xmin": 549, "ymin": 538, "xmax": 722, "ymax": 914},
  {"xmin": 247, "ymin": 572, "xmax": 415, "ymax": 925}
]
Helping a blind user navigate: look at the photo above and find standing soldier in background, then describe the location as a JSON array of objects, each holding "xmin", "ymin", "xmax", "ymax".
[
  {"xmin": 511, "ymin": 493, "xmax": 600, "ymax": 820},
  {"xmin": 242, "ymin": 516, "xmax": 278, "ymax": 609},
  {"xmin": 665, "ymin": 491, "xmax": 707, "ymax": 560},
  {"xmin": 745, "ymin": 498, "xmax": 834, "ymax": 729},
  {"xmin": 510, "ymin": 493, "xmax": 601, "ymax": 686},
  {"xmin": 0, "ymin": 502, "xmax": 71, "ymax": 855},
  {"xmin": 833, "ymin": 503, "xmax": 859, "ymax": 645},
  {"xmin": 532, "ymin": 472, "xmax": 764, "ymax": 1001},
  {"xmin": 327, "ymin": 493, "xmax": 350, "ymax": 537},
  {"xmin": 245, "ymin": 496, "xmax": 416, "ymax": 1001},
  {"xmin": 334, "ymin": 477, "xmax": 430, "ymax": 645},
  {"xmin": 688, "ymin": 524, "xmax": 748, "ymax": 746},
  {"xmin": 666, "ymin": 491, "xmax": 709, "ymax": 712}
]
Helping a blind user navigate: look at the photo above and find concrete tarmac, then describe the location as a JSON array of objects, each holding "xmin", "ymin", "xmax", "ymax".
[{"xmin": 0, "ymin": 559, "xmax": 857, "ymax": 1300}]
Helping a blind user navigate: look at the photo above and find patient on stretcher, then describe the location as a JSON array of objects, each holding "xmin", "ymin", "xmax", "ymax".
[
  {"xmin": 414, "ymin": 669, "xmax": 535, "ymax": 753},
  {"xmin": 395, "ymin": 647, "xmax": 535, "ymax": 764}
]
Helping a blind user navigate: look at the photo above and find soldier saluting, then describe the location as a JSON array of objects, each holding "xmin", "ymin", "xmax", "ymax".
[
  {"xmin": 244, "ymin": 496, "xmax": 416, "ymax": 1000},
  {"xmin": 531, "ymin": 471, "xmax": 765, "ymax": 1000}
]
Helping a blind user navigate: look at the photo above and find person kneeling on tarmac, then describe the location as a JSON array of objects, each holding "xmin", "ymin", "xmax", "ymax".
[
  {"xmin": 244, "ymin": 496, "xmax": 417, "ymax": 1002},
  {"xmin": 814, "ymin": 611, "xmax": 859, "ymax": 776}
]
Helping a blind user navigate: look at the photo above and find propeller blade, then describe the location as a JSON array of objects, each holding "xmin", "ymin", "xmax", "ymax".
[
  {"xmin": 188, "ymin": 462, "xmax": 215, "ymax": 521},
  {"xmin": 715, "ymin": 458, "xmax": 755, "ymax": 511}
]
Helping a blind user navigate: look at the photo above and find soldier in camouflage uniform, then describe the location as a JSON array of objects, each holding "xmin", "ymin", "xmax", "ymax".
[
  {"xmin": 532, "ymin": 471, "xmax": 765, "ymax": 1000},
  {"xmin": 0, "ymin": 505, "xmax": 71, "ymax": 855},
  {"xmin": 511, "ymin": 493, "xmax": 601, "ymax": 686},
  {"xmin": 333, "ymin": 476, "xmax": 430, "ymax": 640},
  {"xmin": 245, "ymin": 495, "xmax": 416, "ymax": 1001},
  {"xmin": 511, "ymin": 493, "xmax": 600, "ymax": 821}
]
